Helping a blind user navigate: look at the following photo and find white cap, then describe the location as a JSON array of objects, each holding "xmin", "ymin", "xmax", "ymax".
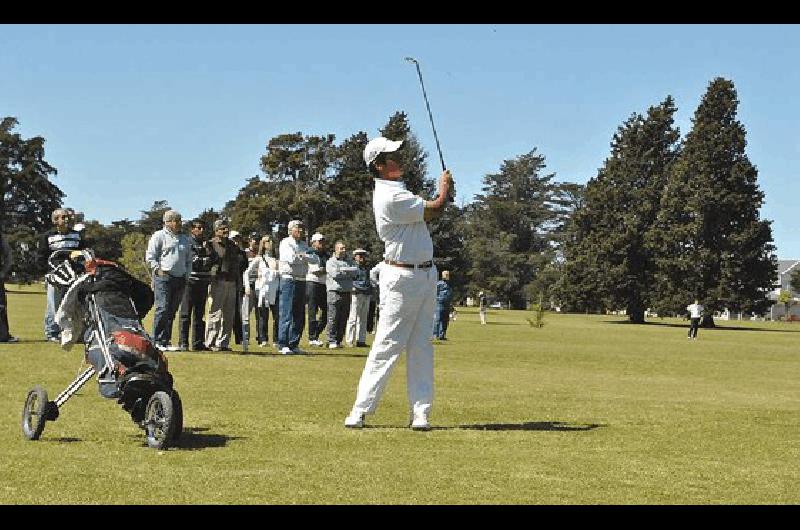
[
  {"xmin": 311, "ymin": 232, "xmax": 325, "ymax": 242},
  {"xmin": 288, "ymin": 219, "xmax": 304, "ymax": 230},
  {"xmin": 73, "ymin": 223, "xmax": 86, "ymax": 232},
  {"xmin": 229, "ymin": 230, "xmax": 241, "ymax": 239},
  {"xmin": 363, "ymin": 137, "xmax": 403, "ymax": 167},
  {"xmin": 353, "ymin": 248, "xmax": 368, "ymax": 256}
]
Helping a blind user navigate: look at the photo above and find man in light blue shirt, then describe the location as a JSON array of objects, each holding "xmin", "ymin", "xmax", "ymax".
[{"xmin": 145, "ymin": 209, "xmax": 192, "ymax": 351}]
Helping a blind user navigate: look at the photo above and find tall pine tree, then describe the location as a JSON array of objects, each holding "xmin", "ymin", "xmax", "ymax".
[
  {"xmin": 649, "ymin": 78, "xmax": 776, "ymax": 319},
  {"xmin": 559, "ymin": 97, "xmax": 680, "ymax": 322}
]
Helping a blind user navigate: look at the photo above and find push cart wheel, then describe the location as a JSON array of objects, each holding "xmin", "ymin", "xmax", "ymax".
[
  {"xmin": 169, "ymin": 390, "xmax": 183, "ymax": 445},
  {"xmin": 144, "ymin": 391, "xmax": 176, "ymax": 450},
  {"xmin": 21, "ymin": 386, "xmax": 49, "ymax": 440}
]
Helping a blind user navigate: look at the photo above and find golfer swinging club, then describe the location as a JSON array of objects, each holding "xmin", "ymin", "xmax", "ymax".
[{"xmin": 344, "ymin": 137, "xmax": 453, "ymax": 431}]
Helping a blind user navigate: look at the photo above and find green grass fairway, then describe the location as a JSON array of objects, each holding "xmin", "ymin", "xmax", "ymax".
[{"xmin": 2, "ymin": 283, "xmax": 799, "ymax": 504}]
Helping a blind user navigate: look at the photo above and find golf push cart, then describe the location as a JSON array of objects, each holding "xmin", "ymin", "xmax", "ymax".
[{"xmin": 21, "ymin": 249, "xmax": 183, "ymax": 449}]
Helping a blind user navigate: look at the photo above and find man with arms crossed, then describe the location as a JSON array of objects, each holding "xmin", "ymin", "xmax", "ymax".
[{"xmin": 344, "ymin": 137, "xmax": 453, "ymax": 431}]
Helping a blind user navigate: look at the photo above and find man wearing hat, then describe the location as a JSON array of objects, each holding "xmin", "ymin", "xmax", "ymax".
[
  {"xmin": 277, "ymin": 219, "xmax": 315, "ymax": 354},
  {"xmin": 145, "ymin": 209, "xmax": 192, "ymax": 351},
  {"xmin": 306, "ymin": 232, "xmax": 330, "ymax": 347},
  {"xmin": 345, "ymin": 248, "xmax": 372, "ymax": 348},
  {"xmin": 204, "ymin": 219, "xmax": 242, "ymax": 351},
  {"xmin": 344, "ymin": 136, "xmax": 453, "ymax": 431}
]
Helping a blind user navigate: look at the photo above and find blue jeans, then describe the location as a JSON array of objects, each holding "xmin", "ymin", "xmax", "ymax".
[
  {"xmin": 278, "ymin": 277, "xmax": 306, "ymax": 349},
  {"xmin": 44, "ymin": 282, "xmax": 65, "ymax": 339},
  {"xmin": 152, "ymin": 274, "xmax": 186, "ymax": 346},
  {"xmin": 432, "ymin": 303, "xmax": 450, "ymax": 339}
]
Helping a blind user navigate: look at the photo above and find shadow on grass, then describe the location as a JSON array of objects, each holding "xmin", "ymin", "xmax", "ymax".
[
  {"xmin": 174, "ymin": 427, "xmax": 245, "ymax": 450},
  {"xmin": 459, "ymin": 421, "xmax": 604, "ymax": 432},
  {"xmin": 49, "ymin": 437, "xmax": 81, "ymax": 443},
  {"xmin": 361, "ymin": 421, "xmax": 604, "ymax": 432},
  {"xmin": 603, "ymin": 320, "xmax": 799, "ymax": 333}
]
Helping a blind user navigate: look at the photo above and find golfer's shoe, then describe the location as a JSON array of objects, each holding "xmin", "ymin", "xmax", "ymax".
[
  {"xmin": 344, "ymin": 411, "xmax": 365, "ymax": 429},
  {"xmin": 410, "ymin": 413, "xmax": 431, "ymax": 431}
]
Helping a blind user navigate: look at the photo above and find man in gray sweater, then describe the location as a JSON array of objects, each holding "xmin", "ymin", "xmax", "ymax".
[{"xmin": 325, "ymin": 241, "xmax": 358, "ymax": 349}]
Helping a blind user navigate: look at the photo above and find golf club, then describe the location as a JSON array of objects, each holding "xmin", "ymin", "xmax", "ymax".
[{"xmin": 404, "ymin": 56, "xmax": 454, "ymax": 202}]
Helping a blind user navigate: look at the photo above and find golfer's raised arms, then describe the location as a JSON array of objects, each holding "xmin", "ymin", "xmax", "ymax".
[{"xmin": 423, "ymin": 169, "xmax": 453, "ymax": 221}]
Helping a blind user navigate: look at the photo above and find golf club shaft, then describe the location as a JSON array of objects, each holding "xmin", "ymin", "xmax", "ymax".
[{"xmin": 405, "ymin": 57, "xmax": 454, "ymax": 202}]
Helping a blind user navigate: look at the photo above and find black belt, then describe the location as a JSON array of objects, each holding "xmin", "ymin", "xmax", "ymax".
[{"xmin": 384, "ymin": 260, "xmax": 433, "ymax": 269}]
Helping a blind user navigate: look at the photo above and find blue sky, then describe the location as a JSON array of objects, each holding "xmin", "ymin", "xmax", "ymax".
[{"xmin": 2, "ymin": 24, "xmax": 798, "ymax": 257}]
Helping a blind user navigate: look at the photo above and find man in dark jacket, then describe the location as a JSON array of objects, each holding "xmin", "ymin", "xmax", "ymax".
[
  {"xmin": 37, "ymin": 208, "xmax": 86, "ymax": 342},
  {"xmin": 432, "ymin": 270, "xmax": 453, "ymax": 340},
  {"xmin": 204, "ymin": 220, "xmax": 243, "ymax": 351},
  {"xmin": 178, "ymin": 219, "xmax": 214, "ymax": 351}
]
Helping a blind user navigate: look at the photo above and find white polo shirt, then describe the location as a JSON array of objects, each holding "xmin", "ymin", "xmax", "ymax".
[
  {"xmin": 373, "ymin": 178, "xmax": 433, "ymax": 264},
  {"xmin": 687, "ymin": 303, "xmax": 704, "ymax": 318}
]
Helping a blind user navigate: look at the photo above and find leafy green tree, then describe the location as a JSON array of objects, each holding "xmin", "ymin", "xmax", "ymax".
[
  {"xmin": 790, "ymin": 268, "xmax": 800, "ymax": 296},
  {"xmin": 118, "ymin": 232, "xmax": 150, "ymax": 284},
  {"xmin": 649, "ymin": 78, "xmax": 777, "ymax": 320},
  {"xmin": 558, "ymin": 97, "xmax": 680, "ymax": 322},
  {"xmin": 136, "ymin": 200, "xmax": 171, "ymax": 237},
  {"xmin": 464, "ymin": 149, "xmax": 570, "ymax": 309},
  {"xmin": 0, "ymin": 117, "xmax": 63, "ymax": 233}
]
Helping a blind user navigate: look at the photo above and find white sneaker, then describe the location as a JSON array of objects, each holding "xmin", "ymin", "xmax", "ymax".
[
  {"xmin": 280, "ymin": 346, "xmax": 292, "ymax": 355},
  {"xmin": 410, "ymin": 413, "xmax": 431, "ymax": 431},
  {"xmin": 309, "ymin": 339, "xmax": 323, "ymax": 347},
  {"xmin": 344, "ymin": 411, "xmax": 365, "ymax": 429},
  {"xmin": 329, "ymin": 343, "xmax": 338, "ymax": 349},
  {"xmin": 165, "ymin": 344, "xmax": 180, "ymax": 352}
]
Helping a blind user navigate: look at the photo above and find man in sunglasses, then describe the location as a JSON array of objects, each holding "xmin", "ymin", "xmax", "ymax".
[{"xmin": 344, "ymin": 137, "xmax": 453, "ymax": 431}]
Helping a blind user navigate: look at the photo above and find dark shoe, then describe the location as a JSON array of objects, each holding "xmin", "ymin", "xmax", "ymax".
[
  {"xmin": 1, "ymin": 336, "xmax": 19, "ymax": 343},
  {"xmin": 355, "ymin": 342, "xmax": 368, "ymax": 347},
  {"xmin": 177, "ymin": 344, "xmax": 189, "ymax": 351}
]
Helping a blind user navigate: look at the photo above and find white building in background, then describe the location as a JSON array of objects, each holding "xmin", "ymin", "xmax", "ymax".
[{"xmin": 768, "ymin": 259, "xmax": 800, "ymax": 320}]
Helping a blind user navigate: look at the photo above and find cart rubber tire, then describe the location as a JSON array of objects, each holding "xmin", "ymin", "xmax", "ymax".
[
  {"xmin": 22, "ymin": 386, "xmax": 48, "ymax": 440},
  {"xmin": 144, "ymin": 391, "xmax": 176, "ymax": 450}
]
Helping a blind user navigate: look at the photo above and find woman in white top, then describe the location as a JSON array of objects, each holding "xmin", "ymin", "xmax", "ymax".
[{"xmin": 244, "ymin": 235, "xmax": 280, "ymax": 347}]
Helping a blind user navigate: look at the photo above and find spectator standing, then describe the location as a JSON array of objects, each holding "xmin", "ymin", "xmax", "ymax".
[
  {"xmin": 38, "ymin": 208, "xmax": 86, "ymax": 342},
  {"xmin": 345, "ymin": 249, "xmax": 372, "ymax": 347},
  {"xmin": 277, "ymin": 219, "xmax": 315, "ymax": 355},
  {"xmin": 204, "ymin": 219, "xmax": 242, "ymax": 352},
  {"xmin": 325, "ymin": 241, "xmax": 358, "ymax": 349},
  {"xmin": 1, "ymin": 233, "xmax": 18, "ymax": 343},
  {"xmin": 306, "ymin": 232, "xmax": 330, "ymax": 347},
  {"xmin": 687, "ymin": 299, "xmax": 704, "ymax": 340},
  {"xmin": 344, "ymin": 136, "xmax": 453, "ymax": 430},
  {"xmin": 432, "ymin": 270, "xmax": 453, "ymax": 340},
  {"xmin": 478, "ymin": 291, "xmax": 488, "ymax": 325},
  {"xmin": 145, "ymin": 210, "xmax": 192, "ymax": 351},
  {"xmin": 244, "ymin": 235, "xmax": 280, "ymax": 347},
  {"xmin": 230, "ymin": 230, "xmax": 248, "ymax": 345},
  {"xmin": 178, "ymin": 219, "xmax": 213, "ymax": 351}
]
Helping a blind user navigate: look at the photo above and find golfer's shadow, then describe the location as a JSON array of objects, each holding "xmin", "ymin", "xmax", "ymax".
[{"xmin": 458, "ymin": 421, "xmax": 603, "ymax": 432}]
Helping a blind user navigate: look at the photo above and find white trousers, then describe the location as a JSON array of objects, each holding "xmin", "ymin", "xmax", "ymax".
[
  {"xmin": 345, "ymin": 293, "xmax": 371, "ymax": 345},
  {"xmin": 350, "ymin": 264, "xmax": 437, "ymax": 418}
]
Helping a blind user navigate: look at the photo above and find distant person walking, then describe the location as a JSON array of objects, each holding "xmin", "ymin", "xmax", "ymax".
[
  {"xmin": 145, "ymin": 210, "xmax": 192, "ymax": 351},
  {"xmin": 432, "ymin": 270, "xmax": 453, "ymax": 340},
  {"xmin": 478, "ymin": 291, "xmax": 488, "ymax": 325},
  {"xmin": 687, "ymin": 299, "xmax": 704, "ymax": 340}
]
